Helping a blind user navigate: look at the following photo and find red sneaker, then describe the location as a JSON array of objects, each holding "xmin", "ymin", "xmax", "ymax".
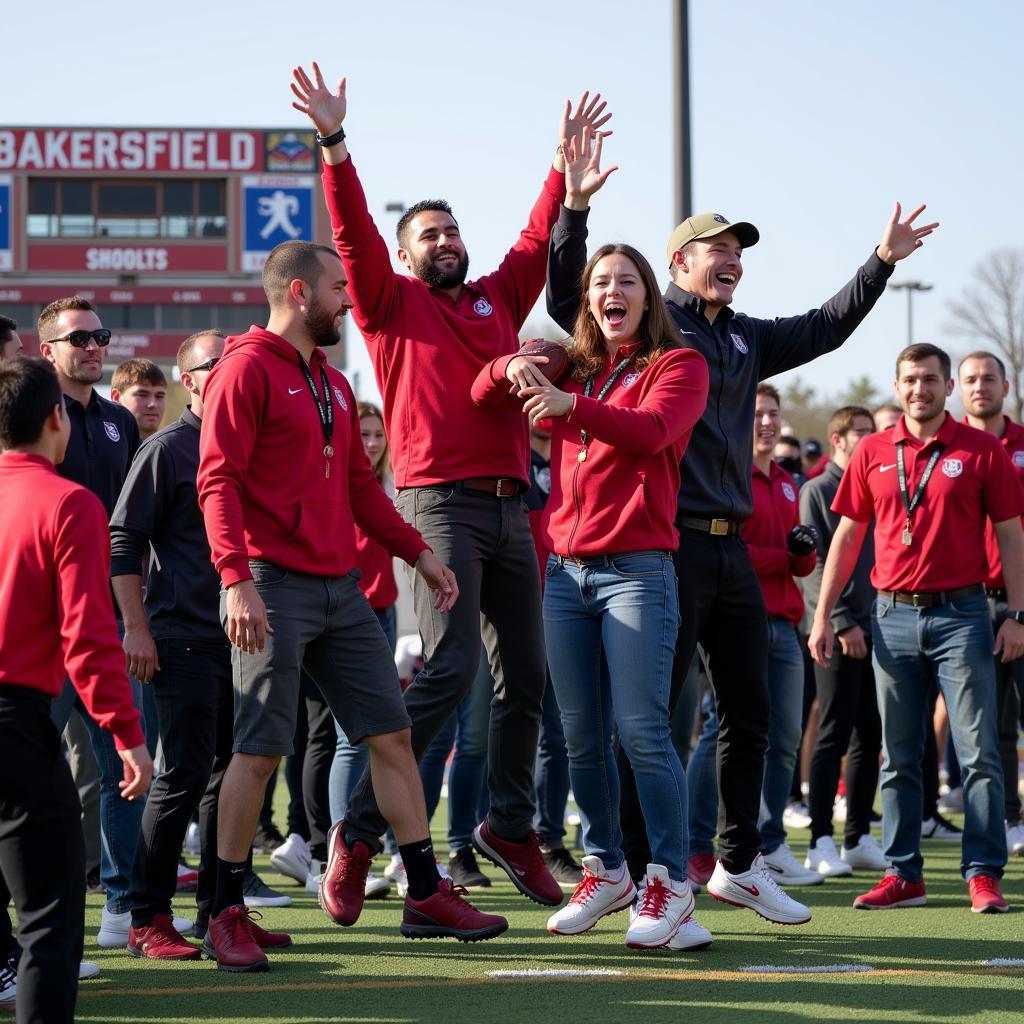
[
  {"xmin": 472, "ymin": 819, "xmax": 563, "ymax": 906},
  {"xmin": 176, "ymin": 862, "xmax": 199, "ymax": 893},
  {"xmin": 969, "ymin": 874, "xmax": 1008, "ymax": 914},
  {"xmin": 127, "ymin": 913, "xmax": 201, "ymax": 960},
  {"xmin": 401, "ymin": 878, "xmax": 508, "ymax": 941},
  {"xmin": 248, "ymin": 918, "xmax": 293, "ymax": 948},
  {"xmin": 320, "ymin": 822, "xmax": 372, "ymax": 926},
  {"xmin": 853, "ymin": 874, "xmax": 927, "ymax": 910},
  {"xmin": 687, "ymin": 853, "xmax": 716, "ymax": 888},
  {"xmin": 205, "ymin": 905, "xmax": 269, "ymax": 972}
]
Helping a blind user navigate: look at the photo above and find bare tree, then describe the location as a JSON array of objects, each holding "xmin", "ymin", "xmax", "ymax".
[{"xmin": 947, "ymin": 249, "xmax": 1024, "ymax": 419}]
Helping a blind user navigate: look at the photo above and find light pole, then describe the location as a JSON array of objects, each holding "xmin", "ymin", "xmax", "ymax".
[
  {"xmin": 673, "ymin": 0, "xmax": 691, "ymax": 224},
  {"xmin": 889, "ymin": 280, "xmax": 933, "ymax": 345}
]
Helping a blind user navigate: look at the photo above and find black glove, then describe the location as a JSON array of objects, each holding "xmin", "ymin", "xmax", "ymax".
[{"xmin": 787, "ymin": 523, "xmax": 819, "ymax": 556}]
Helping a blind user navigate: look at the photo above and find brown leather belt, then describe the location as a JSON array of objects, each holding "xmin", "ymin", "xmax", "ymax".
[
  {"xmin": 879, "ymin": 584, "xmax": 984, "ymax": 608},
  {"xmin": 456, "ymin": 477, "xmax": 522, "ymax": 498},
  {"xmin": 680, "ymin": 516, "xmax": 742, "ymax": 537}
]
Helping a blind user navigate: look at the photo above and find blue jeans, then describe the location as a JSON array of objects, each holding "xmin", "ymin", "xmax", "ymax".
[
  {"xmin": 51, "ymin": 673, "xmax": 146, "ymax": 914},
  {"xmin": 534, "ymin": 673, "xmax": 572, "ymax": 846},
  {"xmin": 687, "ymin": 686, "xmax": 719, "ymax": 856},
  {"xmin": 328, "ymin": 605, "xmax": 396, "ymax": 824},
  {"xmin": 543, "ymin": 552, "xmax": 686, "ymax": 880},
  {"xmin": 872, "ymin": 593, "xmax": 1006, "ymax": 882},
  {"xmin": 758, "ymin": 618, "xmax": 807, "ymax": 855},
  {"xmin": 446, "ymin": 649, "xmax": 492, "ymax": 850}
]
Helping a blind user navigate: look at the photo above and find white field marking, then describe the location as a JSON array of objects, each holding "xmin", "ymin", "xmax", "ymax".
[
  {"xmin": 740, "ymin": 964, "xmax": 874, "ymax": 975},
  {"xmin": 983, "ymin": 959, "xmax": 1024, "ymax": 968},
  {"xmin": 487, "ymin": 969, "xmax": 625, "ymax": 978}
]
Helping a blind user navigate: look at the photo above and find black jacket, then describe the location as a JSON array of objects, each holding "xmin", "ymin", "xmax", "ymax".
[
  {"xmin": 109, "ymin": 408, "xmax": 223, "ymax": 641},
  {"xmin": 546, "ymin": 206, "xmax": 894, "ymax": 521}
]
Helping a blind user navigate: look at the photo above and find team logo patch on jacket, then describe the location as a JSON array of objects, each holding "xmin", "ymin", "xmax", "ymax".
[
  {"xmin": 730, "ymin": 333, "xmax": 748, "ymax": 354},
  {"xmin": 332, "ymin": 386, "xmax": 348, "ymax": 412},
  {"xmin": 473, "ymin": 297, "xmax": 493, "ymax": 317},
  {"xmin": 1014, "ymin": 451, "xmax": 1024, "ymax": 469},
  {"xmin": 941, "ymin": 458, "xmax": 963, "ymax": 478},
  {"xmin": 781, "ymin": 481, "xmax": 796, "ymax": 502},
  {"xmin": 103, "ymin": 421, "xmax": 121, "ymax": 442},
  {"xmin": 621, "ymin": 372, "xmax": 641, "ymax": 389}
]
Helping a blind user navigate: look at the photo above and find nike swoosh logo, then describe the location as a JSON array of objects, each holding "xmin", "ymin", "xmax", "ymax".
[
  {"xmin": 733, "ymin": 881, "xmax": 760, "ymax": 897},
  {"xmin": 288, "ymin": 387, "xmax": 302, "ymax": 394},
  {"xmin": 879, "ymin": 464, "xmax": 896, "ymax": 472},
  {"xmin": 513, "ymin": 867, "xmax": 526, "ymax": 878},
  {"xmin": 419, "ymin": 846, "xmax": 432, "ymax": 855}
]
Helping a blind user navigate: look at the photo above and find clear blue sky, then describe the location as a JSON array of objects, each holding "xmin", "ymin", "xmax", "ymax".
[{"xmin": 8, "ymin": 0, "xmax": 1019, "ymax": 409}]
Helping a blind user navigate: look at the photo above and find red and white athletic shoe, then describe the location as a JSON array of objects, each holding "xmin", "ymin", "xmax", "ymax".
[
  {"xmin": 968, "ymin": 874, "xmax": 1008, "ymax": 914},
  {"xmin": 472, "ymin": 818, "xmax": 563, "ymax": 906},
  {"xmin": 707, "ymin": 853, "xmax": 811, "ymax": 924},
  {"xmin": 624, "ymin": 865, "xmax": 694, "ymax": 948},
  {"xmin": 127, "ymin": 914, "xmax": 201, "ymax": 960},
  {"xmin": 176, "ymin": 862, "xmax": 199, "ymax": 892},
  {"xmin": 546, "ymin": 856, "xmax": 636, "ymax": 935},
  {"xmin": 320, "ymin": 823, "xmax": 372, "ymax": 926},
  {"xmin": 400, "ymin": 879, "xmax": 508, "ymax": 941},
  {"xmin": 687, "ymin": 852, "xmax": 716, "ymax": 889},
  {"xmin": 853, "ymin": 874, "xmax": 927, "ymax": 910}
]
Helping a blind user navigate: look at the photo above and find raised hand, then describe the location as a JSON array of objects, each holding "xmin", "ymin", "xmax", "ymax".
[
  {"xmin": 557, "ymin": 91, "xmax": 613, "ymax": 172},
  {"xmin": 291, "ymin": 62, "xmax": 346, "ymax": 137},
  {"xmin": 563, "ymin": 127, "xmax": 618, "ymax": 210},
  {"xmin": 876, "ymin": 202, "xmax": 939, "ymax": 264}
]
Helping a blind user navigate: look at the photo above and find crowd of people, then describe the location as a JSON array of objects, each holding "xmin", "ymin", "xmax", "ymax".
[{"xmin": 1, "ymin": 61, "xmax": 1022, "ymax": 1023}]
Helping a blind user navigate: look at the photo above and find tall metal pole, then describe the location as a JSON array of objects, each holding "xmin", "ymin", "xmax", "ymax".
[
  {"xmin": 673, "ymin": 0, "xmax": 692, "ymax": 223},
  {"xmin": 906, "ymin": 288, "xmax": 913, "ymax": 345}
]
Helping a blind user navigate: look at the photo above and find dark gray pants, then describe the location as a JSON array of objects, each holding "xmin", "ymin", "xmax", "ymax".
[{"xmin": 345, "ymin": 484, "xmax": 546, "ymax": 846}]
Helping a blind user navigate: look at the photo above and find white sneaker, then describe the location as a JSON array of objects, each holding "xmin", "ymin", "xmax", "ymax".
[
  {"xmin": 364, "ymin": 871, "xmax": 392, "ymax": 900},
  {"xmin": 184, "ymin": 820, "xmax": 201, "ymax": 856},
  {"xmin": 762, "ymin": 844, "xmax": 825, "ymax": 886},
  {"xmin": 304, "ymin": 858, "xmax": 323, "ymax": 894},
  {"xmin": 383, "ymin": 853, "xmax": 405, "ymax": 882},
  {"xmin": 842, "ymin": 834, "xmax": 889, "ymax": 871},
  {"xmin": 0, "ymin": 953, "xmax": 15, "ymax": 1005},
  {"xmin": 707, "ymin": 853, "xmax": 812, "ymax": 925},
  {"xmin": 391, "ymin": 856, "xmax": 447, "ymax": 899},
  {"xmin": 546, "ymin": 856, "xmax": 636, "ymax": 936},
  {"xmin": 665, "ymin": 914, "xmax": 713, "ymax": 951},
  {"xmin": 78, "ymin": 961, "xmax": 101, "ymax": 980},
  {"xmin": 832, "ymin": 794, "xmax": 848, "ymax": 824},
  {"xmin": 782, "ymin": 801, "xmax": 811, "ymax": 830},
  {"xmin": 270, "ymin": 832, "xmax": 312, "ymax": 884},
  {"xmin": 804, "ymin": 836, "xmax": 853, "ymax": 878},
  {"xmin": 97, "ymin": 907, "xmax": 193, "ymax": 947},
  {"xmin": 937, "ymin": 786, "xmax": 964, "ymax": 814},
  {"xmin": 1005, "ymin": 821, "xmax": 1024, "ymax": 857},
  {"xmin": 624, "ymin": 864, "xmax": 694, "ymax": 949}
]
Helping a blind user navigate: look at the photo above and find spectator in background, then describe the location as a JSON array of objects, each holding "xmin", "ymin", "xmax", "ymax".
[
  {"xmin": 111, "ymin": 359, "xmax": 168, "ymax": 440},
  {"xmin": 958, "ymin": 350, "xmax": 1024, "ymax": 857},
  {"xmin": 873, "ymin": 402, "xmax": 901, "ymax": 431},
  {"xmin": 803, "ymin": 438, "xmax": 827, "ymax": 479},
  {"xmin": 773, "ymin": 434, "xmax": 806, "ymax": 486},
  {"xmin": 0, "ymin": 316, "xmax": 23, "ymax": 360}
]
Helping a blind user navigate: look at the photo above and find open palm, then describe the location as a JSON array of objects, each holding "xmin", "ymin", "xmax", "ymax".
[
  {"xmin": 564, "ymin": 128, "xmax": 617, "ymax": 202},
  {"xmin": 560, "ymin": 91, "xmax": 613, "ymax": 155},
  {"xmin": 291, "ymin": 62, "xmax": 346, "ymax": 137}
]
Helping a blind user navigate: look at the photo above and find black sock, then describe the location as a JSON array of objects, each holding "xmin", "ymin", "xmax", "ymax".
[
  {"xmin": 212, "ymin": 857, "xmax": 247, "ymax": 917},
  {"xmin": 399, "ymin": 839, "xmax": 441, "ymax": 901}
]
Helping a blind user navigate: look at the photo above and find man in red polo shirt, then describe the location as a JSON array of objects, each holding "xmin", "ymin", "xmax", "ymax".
[
  {"xmin": 810, "ymin": 343, "xmax": 1024, "ymax": 913},
  {"xmin": 959, "ymin": 350, "xmax": 1024, "ymax": 857},
  {"xmin": 289, "ymin": 62, "xmax": 612, "ymax": 920}
]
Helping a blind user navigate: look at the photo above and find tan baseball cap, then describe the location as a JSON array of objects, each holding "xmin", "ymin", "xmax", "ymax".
[{"xmin": 666, "ymin": 213, "xmax": 759, "ymax": 263}]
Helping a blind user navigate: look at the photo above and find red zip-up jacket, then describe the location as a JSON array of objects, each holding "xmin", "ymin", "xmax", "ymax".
[
  {"xmin": 962, "ymin": 416, "xmax": 1024, "ymax": 591},
  {"xmin": 321, "ymin": 157, "xmax": 565, "ymax": 487},
  {"xmin": 743, "ymin": 461, "xmax": 815, "ymax": 623},
  {"xmin": 0, "ymin": 453, "xmax": 145, "ymax": 751},
  {"xmin": 198, "ymin": 328, "xmax": 428, "ymax": 587},
  {"xmin": 473, "ymin": 343, "xmax": 709, "ymax": 557},
  {"xmin": 354, "ymin": 481, "xmax": 399, "ymax": 610}
]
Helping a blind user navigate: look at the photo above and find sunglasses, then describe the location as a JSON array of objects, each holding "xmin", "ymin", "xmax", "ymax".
[
  {"xmin": 183, "ymin": 356, "xmax": 219, "ymax": 373},
  {"xmin": 49, "ymin": 329, "xmax": 112, "ymax": 348}
]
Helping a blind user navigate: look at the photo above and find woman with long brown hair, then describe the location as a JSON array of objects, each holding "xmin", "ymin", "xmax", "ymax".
[{"xmin": 472, "ymin": 130, "xmax": 710, "ymax": 950}]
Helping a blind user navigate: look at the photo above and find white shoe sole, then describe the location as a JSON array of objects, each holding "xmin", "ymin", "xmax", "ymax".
[
  {"xmin": 762, "ymin": 867, "xmax": 825, "ymax": 887},
  {"xmin": 547, "ymin": 883, "xmax": 636, "ymax": 936},
  {"xmin": 854, "ymin": 896, "xmax": 927, "ymax": 909},
  {"xmin": 270, "ymin": 851, "xmax": 311, "ymax": 884},
  {"xmin": 245, "ymin": 894, "xmax": 293, "ymax": 907},
  {"xmin": 806, "ymin": 859, "xmax": 853, "ymax": 878},
  {"xmin": 625, "ymin": 887, "xmax": 696, "ymax": 949}
]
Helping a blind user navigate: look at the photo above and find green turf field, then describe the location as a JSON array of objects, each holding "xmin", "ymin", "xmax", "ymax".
[{"xmin": 71, "ymin": 810, "xmax": 1024, "ymax": 1024}]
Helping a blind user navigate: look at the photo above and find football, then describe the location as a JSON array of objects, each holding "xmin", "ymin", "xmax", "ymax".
[{"xmin": 518, "ymin": 338, "xmax": 571, "ymax": 386}]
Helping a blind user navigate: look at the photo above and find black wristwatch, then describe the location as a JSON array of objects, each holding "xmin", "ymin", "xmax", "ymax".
[
  {"xmin": 315, "ymin": 126, "xmax": 346, "ymax": 147},
  {"xmin": 1006, "ymin": 609, "xmax": 1024, "ymax": 624}
]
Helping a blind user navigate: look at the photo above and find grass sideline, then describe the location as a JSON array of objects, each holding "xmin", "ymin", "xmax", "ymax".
[{"xmin": 66, "ymin": 802, "xmax": 1024, "ymax": 1024}]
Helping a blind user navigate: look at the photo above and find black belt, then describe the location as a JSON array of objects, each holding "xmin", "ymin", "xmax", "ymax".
[
  {"xmin": 454, "ymin": 477, "xmax": 522, "ymax": 498},
  {"xmin": 879, "ymin": 584, "xmax": 984, "ymax": 608},
  {"xmin": 680, "ymin": 516, "xmax": 742, "ymax": 537},
  {"xmin": 987, "ymin": 587, "xmax": 1008, "ymax": 601}
]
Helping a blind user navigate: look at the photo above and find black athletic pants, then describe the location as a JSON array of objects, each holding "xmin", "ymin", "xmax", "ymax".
[{"xmin": 0, "ymin": 689, "xmax": 84, "ymax": 1024}]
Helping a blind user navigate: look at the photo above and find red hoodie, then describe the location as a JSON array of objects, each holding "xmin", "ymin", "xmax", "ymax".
[
  {"xmin": 198, "ymin": 327, "xmax": 428, "ymax": 587},
  {"xmin": 473, "ymin": 343, "xmax": 709, "ymax": 557},
  {"xmin": 0, "ymin": 453, "xmax": 145, "ymax": 751},
  {"xmin": 743, "ymin": 461, "xmax": 815, "ymax": 623},
  {"xmin": 321, "ymin": 157, "xmax": 565, "ymax": 487}
]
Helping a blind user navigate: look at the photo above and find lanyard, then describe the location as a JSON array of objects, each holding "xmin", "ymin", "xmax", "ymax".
[
  {"xmin": 577, "ymin": 355, "xmax": 634, "ymax": 462},
  {"xmin": 895, "ymin": 442, "xmax": 942, "ymax": 545},
  {"xmin": 298, "ymin": 354, "xmax": 335, "ymax": 478}
]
